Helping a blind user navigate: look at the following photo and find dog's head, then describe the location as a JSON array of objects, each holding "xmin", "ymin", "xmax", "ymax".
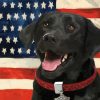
[{"xmin": 19, "ymin": 12, "xmax": 100, "ymax": 80}]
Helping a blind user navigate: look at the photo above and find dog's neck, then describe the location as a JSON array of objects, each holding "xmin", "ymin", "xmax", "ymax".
[
  {"xmin": 33, "ymin": 60, "xmax": 97, "ymax": 98},
  {"xmin": 37, "ymin": 58, "xmax": 95, "ymax": 84}
]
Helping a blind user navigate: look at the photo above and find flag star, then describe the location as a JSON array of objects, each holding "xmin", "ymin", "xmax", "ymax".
[
  {"xmin": 26, "ymin": 2, "xmax": 31, "ymax": 9},
  {"xmin": 32, "ymin": 40, "xmax": 34, "ymax": 44},
  {"xmin": 48, "ymin": 1, "xmax": 54, "ymax": 9},
  {"xmin": 14, "ymin": 13, "xmax": 19, "ymax": 20},
  {"xmin": 26, "ymin": 49, "xmax": 31, "ymax": 54},
  {"xmin": 10, "ymin": 25, "xmax": 15, "ymax": 31},
  {"xmin": 22, "ymin": 13, "xmax": 27, "ymax": 20},
  {"xmin": 0, "ymin": 13, "xmax": 3, "ymax": 19},
  {"xmin": 18, "ymin": 48, "xmax": 22, "ymax": 54},
  {"xmin": 2, "ymin": 26, "xmax": 7, "ymax": 32},
  {"xmin": 13, "ymin": 37, "xmax": 18, "ymax": 44},
  {"xmin": 18, "ymin": 2, "xmax": 23, "ymax": 9},
  {"xmin": 7, "ymin": 13, "xmax": 12, "ymax": 20},
  {"xmin": 10, "ymin": 2, "xmax": 15, "ymax": 8},
  {"xmin": 18, "ymin": 26, "xmax": 22, "ymax": 31},
  {"xmin": 30, "ymin": 13, "xmax": 35, "ymax": 20},
  {"xmin": 41, "ymin": 2, "xmax": 46, "ymax": 9},
  {"xmin": 0, "ymin": 38, "xmax": 2, "ymax": 44},
  {"xmin": 34, "ymin": 49, "xmax": 37, "ymax": 55},
  {"xmin": 2, "ymin": 2, "xmax": 7, "ymax": 8},
  {"xmin": 2, "ymin": 48, "xmax": 7, "ymax": 55},
  {"xmin": 10, "ymin": 47, "xmax": 15, "ymax": 54},
  {"xmin": 6, "ymin": 36, "xmax": 10, "ymax": 43},
  {"xmin": 33, "ymin": 2, "xmax": 38, "ymax": 9},
  {"xmin": 38, "ymin": 13, "xmax": 42, "ymax": 18}
]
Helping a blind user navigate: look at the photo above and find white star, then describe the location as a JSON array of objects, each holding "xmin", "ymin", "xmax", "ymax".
[
  {"xmin": 13, "ymin": 37, "xmax": 18, "ymax": 44},
  {"xmin": 10, "ymin": 2, "xmax": 15, "ymax": 8},
  {"xmin": 48, "ymin": 1, "xmax": 54, "ymax": 9},
  {"xmin": 18, "ymin": 26, "xmax": 22, "ymax": 31},
  {"xmin": 10, "ymin": 47, "xmax": 15, "ymax": 54},
  {"xmin": 10, "ymin": 25, "xmax": 14, "ymax": 31},
  {"xmin": 41, "ymin": 2, "xmax": 46, "ymax": 9},
  {"xmin": 38, "ymin": 13, "xmax": 42, "ymax": 18},
  {"xmin": 30, "ymin": 13, "xmax": 35, "ymax": 20},
  {"xmin": 2, "ymin": 2, "xmax": 7, "ymax": 8},
  {"xmin": 0, "ymin": 13, "xmax": 3, "ymax": 19},
  {"xmin": 26, "ymin": 49, "xmax": 31, "ymax": 54},
  {"xmin": 34, "ymin": 49, "xmax": 37, "ymax": 55},
  {"xmin": 6, "ymin": 36, "xmax": 10, "ymax": 43},
  {"xmin": 2, "ymin": 48, "xmax": 7, "ymax": 55},
  {"xmin": 2, "ymin": 26, "xmax": 7, "ymax": 32},
  {"xmin": 7, "ymin": 13, "xmax": 11, "ymax": 20},
  {"xmin": 22, "ymin": 13, "xmax": 27, "ymax": 20},
  {"xmin": 18, "ymin": 2, "xmax": 23, "ymax": 9},
  {"xmin": 33, "ymin": 2, "xmax": 38, "ymax": 9},
  {"xmin": 32, "ymin": 40, "xmax": 34, "ymax": 44},
  {"xmin": 14, "ymin": 13, "xmax": 19, "ymax": 20},
  {"xmin": 18, "ymin": 48, "xmax": 22, "ymax": 54},
  {"xmin": 26, "ymin": 2, "xmax": 30, "ymax": 9},
  {"xmin": 0, "ymin": 38, "xmax": 2, "ymax": 44}
]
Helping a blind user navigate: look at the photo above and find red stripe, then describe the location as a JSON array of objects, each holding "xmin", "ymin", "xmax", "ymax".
[
  {"xmin": 0, "ymin": 89, "xmax": 33, "ymax": 100},
  {"xmin": 0, "ymin": 68, "xmax": 36, "ymax": 79},
  {"xmin": 57, "ymin": 8, "xmax": 100, "ymax": 18},
  {"xmin": 0, "ymin": 68, "xmax": 99, "ymax": 79},
  {"xmin": 95, "ymin": 53, "xmax": 100, "ymax": 58},
  {"xmin": 97, "ymin": 68, "xmax": 100, "ymax": 74}
]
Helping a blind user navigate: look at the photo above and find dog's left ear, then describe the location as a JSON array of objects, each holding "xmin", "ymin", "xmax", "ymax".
[
  {"xmin": 19, "ymin": 22, "xmax": 36, "ymax": 49},
  {"xmin": 85, "ymin": 19, "xmax": 100, "ymax": 57}
]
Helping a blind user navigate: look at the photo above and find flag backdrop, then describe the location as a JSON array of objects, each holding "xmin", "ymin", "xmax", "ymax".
[{"xmin": 0, "ymin": 0, "xmax": 100, "ymax": 100}]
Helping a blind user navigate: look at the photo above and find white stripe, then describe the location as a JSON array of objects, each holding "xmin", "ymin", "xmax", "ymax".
[
  {"xmin": 94, "ymin": 58, "xmax": 100, "ymax": 68},
  {"xmin": 89, "ymin": 18, "xmax": 100, "ymax": 29},
  {"xmin": 0, "ymin": 58, "xmax": 99, "ymax": 68},
  {"xmin": 0, "ymin": 79, "xmax": 33, "ymax": 90},
  {"xmin": 0, "ymin": 58, "xmax": 40, "ymax": 68},
  {"xmin": 56, "ymin": 0, "xmax": 100, "ymax": 9}
]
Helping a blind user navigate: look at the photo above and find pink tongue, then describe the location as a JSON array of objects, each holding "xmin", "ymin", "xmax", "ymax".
[{"xmin": 42, "ymin": 59, "xmax": 61, "ymax": 71}]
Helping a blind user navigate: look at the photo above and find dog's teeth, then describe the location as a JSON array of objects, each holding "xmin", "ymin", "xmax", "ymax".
[
  {"xmin": 61, "ymin": 54, "xmax": 68, "ymax": 63},
  {"xmin": 64, "ymin": 54, "xmax": 68, "ymax": 59},
  {"xmin": 62, "ymin": 58, "xmax": 65, "ymax": 62},
  {"xmin": 45, "ymin": 52, "xmax": 47, "ymax": 58}
]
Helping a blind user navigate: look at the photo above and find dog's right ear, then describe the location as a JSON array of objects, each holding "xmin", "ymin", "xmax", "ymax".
[
  {"xmin": 85, "ymin": 19, "xmax": 100, "ymax": 57},
  {"xmin": 19, "ymin": 22, "xmax": 36, "ymax": 49}
]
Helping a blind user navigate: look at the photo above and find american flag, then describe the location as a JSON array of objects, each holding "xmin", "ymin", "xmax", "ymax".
[{"xmin": 0, "ymin": 0, "xmax": 100, "ymax": 100}]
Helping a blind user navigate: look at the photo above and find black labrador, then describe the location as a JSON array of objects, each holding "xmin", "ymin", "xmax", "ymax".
[{"xmin": 19, "ymin": 12, "xmax": 100, "ymax": 100}]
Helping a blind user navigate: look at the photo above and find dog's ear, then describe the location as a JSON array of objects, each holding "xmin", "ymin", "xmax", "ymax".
[
  {"xmin": 19, "ymin": 22, "xmax": 36, "ymax": 49},
  {"xmin": 85, "ymin": 19, "xmax": 100, "ymax": 57}
]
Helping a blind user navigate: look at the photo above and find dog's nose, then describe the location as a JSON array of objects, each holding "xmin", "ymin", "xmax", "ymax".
[{"xmin": 43, "ymin": 33, "xmax": 56, "ymax": 44}]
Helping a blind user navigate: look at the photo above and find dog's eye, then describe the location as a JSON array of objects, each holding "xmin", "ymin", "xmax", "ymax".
[
  {"xmin": 66, "ymin": 25, "xmax": 75, "ymax": 32},
  {"xmin": 43, "ymin": 22, "xmax": 49, "ymax": 27}
]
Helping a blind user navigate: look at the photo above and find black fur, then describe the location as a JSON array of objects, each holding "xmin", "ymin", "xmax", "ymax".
[{"xmin": 19, "ymin": 12, "xmax": 100, "ymax": 100}]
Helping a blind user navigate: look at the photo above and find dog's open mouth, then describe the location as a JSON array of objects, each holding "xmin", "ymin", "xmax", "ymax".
[{"xmin": 42, "ymin": 51, "xmax": 72, "ymax": 71}]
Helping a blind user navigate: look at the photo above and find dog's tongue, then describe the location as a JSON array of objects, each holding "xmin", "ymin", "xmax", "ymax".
[{"xmin": 42, "ymin": 59, "xmax": 61, "ymax": 71}]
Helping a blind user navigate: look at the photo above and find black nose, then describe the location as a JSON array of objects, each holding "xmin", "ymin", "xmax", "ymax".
[{"xmin": 43, "ymin": 33, "xmax": 56, "ymax": 44}]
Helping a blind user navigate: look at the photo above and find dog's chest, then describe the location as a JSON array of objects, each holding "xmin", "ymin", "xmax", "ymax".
[{"xmin": 54, "ymin": 93, "xmax": 70, "ymax": 100}]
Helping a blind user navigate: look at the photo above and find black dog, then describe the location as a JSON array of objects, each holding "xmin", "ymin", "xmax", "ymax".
[{"xmin": 19, "ymin": 12, "xmax": 100, "ymax": 100}]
